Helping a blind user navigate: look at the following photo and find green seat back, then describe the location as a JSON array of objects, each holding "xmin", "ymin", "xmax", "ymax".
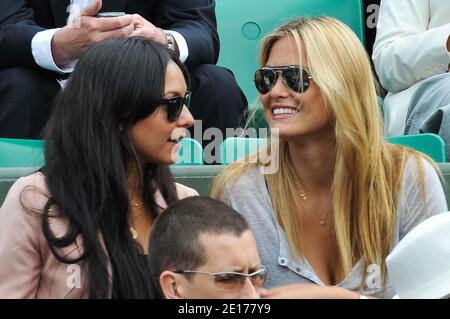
[
  {"xmin": 0, "ymin": 167, "xmax": 39, "ymax": 206},
  {"xmin": 220, "ymin": 137, "xmax": 267, "ymax": 164},
  {"xmin": 175, "ymin": 138, "xmax": 204, "ymax": 165},
  {"xmin": 0, "ymin": 138, "xmax": 45, "ymax": 167},
  {"xmin": 386, "ymin": 134, "xmax": 447, "ymax": 163},
  {"xmin": 0, "ymin": 137, "xmax": 203, "ymax": 167},
  {"xmin": 0, "ymin": 137, "xmax": 204, "ymax": 205},
  {"xmin": 0, "ymin": 165, "xmax": 223, "ymax": 205},
  {"xmin": 170, "ymin": 165, "xmax": 226, "ymax": 196},
  {"xmin": 220, "ymin": 134, "xmax": 447, "ymax": 164},
  {"xmin": 216, "ymin": 0, "xmax": 365, "ymax": 104}
]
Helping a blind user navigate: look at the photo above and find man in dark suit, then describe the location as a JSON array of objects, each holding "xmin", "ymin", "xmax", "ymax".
[{"xmin": 0, "ymin": 0, "xmax": 247, "ymax": 141}]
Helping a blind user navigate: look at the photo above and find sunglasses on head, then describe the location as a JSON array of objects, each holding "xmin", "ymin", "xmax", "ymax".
[
  {"xmin": 158, "ymin": 91, "xmax": 192, "ymax": 122},
  {"xmin": 175, "ymin": 267, "xmax": 267, "ymax": 291},
  {"xmin": 254, "ymin": 66, "xmax": 312, "ymax": 94}
]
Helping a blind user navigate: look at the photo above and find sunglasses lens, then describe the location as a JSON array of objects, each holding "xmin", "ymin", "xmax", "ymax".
[
  {"xmin": 283, "ymin": 67, "xmax": 311, "ymax": 93},
  {"xmin": 214, "ymin": 273, "xmax": 243, "ymax": 290},
  {"xmin": 300, "ymin": 68, "xmax": 311, "ymax": 92},
  {"xmin": 250, "ymin": 270, "xmax": 267, "ymax": 288},
  {"xmin": 207, "ymin": 268, "xmax": 268, "ymax": 291},
  {"xmin": 162, "ymin": 92, "xmax": 191, "ymax": 122},
  {"xmin": 167, "ymin": 99, "xmax": 180, "ymax": 122},
  {"xmin": 254, "ymin": 69, "xmax": 275, "ymax": 94},
  {"xmin": 282, "ymin": 68, "xmax": 301, "ymax": 92},
  {"xmin": 255, "ymin": 67, "xmax": 311, "ymax": 94}
]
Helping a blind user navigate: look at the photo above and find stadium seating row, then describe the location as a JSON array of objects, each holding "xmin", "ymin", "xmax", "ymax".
[
  {"xmin": 1, "ymin": 133, "xmax": 446, "ymax": 170},
  {"xmin": 0, "ymin": 134, "xmax": 449, "ymax": 206},
  {"xmin": 1, "ymin": 163, "xmax": 449, "ymax": 209}
]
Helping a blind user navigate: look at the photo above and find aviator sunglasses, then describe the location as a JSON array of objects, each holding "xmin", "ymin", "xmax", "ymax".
[
  {"xmin": 158, "ymin": 91, "xmax": 192, "ymax": 122},
  {"xmin": 254, "ymin": 66, "xmax": 312, "ymax": 94}
]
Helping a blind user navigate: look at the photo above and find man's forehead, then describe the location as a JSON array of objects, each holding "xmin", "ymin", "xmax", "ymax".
[{"xmin": 197, "ymin": 230, "xmax": 260, "ymax": 267}]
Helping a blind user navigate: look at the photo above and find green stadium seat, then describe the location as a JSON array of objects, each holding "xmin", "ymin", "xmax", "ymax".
[
  {"xmin": 0, "ymin": 167, "xmax": 38, "ymax": 206},
  {"xmin": 220, "ymin": 137, "xmax": 267, "ymax": 164},
  {"xmin": 220, "ymin": 134, "xmax": 447, "ymax": 164},
  {"xmin": 386, "ymin": 134, "xmax": 447, "ymax": 163},
  {"xmin": 0, "ymin": 138, "xmax": 45, "ymax": 168},
  {"xmin": 175, "ymin": 138, "xmax": 204, "ymax": 165},
  {"xmin": 216, "ymin": 0, "xmax": 365, "ymax": 105},
  {"xmin": 0, "ymin": 137, "xmax": 203, "ymax": 167},
  {"xmin": 0, "ymin": 137, "xmax": 204, "ymax": 205},
  {"xmin": 171, "ymin": 165, "xmax": 226, "ymax": 197}
]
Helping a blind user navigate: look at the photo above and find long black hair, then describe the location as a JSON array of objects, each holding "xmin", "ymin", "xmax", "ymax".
[{"xmin": 41, "ymin": 37, "xmax": 189, "ymax": 298}]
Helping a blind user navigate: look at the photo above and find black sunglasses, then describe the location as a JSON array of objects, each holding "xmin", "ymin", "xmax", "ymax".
[
  {"xmin": 254, "ymin": 66, "xmax": 312, "ymax": 94},
  {"xmin": 158, "ymin": 91, "xmax": 192, "ymax": 122}
]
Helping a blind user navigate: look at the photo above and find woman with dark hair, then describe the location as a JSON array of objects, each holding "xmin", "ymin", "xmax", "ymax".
[{"xmin": 0, "ymin": 37, "xmax": 197, "ymax": 298}]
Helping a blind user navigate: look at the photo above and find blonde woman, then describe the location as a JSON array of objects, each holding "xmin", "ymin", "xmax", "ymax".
[{"xmin": 211, "ymin": 17, "xmax": 448, "ymax": 299}]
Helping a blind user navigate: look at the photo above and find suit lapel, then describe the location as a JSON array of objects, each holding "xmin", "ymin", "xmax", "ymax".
[{"xmin": 49, "ymin": 0, "xmax": 128, "ymax": 27}]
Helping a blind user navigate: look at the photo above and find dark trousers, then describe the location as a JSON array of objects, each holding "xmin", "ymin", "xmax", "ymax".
[
  {"xmin": 188, "ymin": 64, "xmax": 248, "ymax": 147},
  {"xmin": 0, "ymin": 64, "xmax": 247, "ymax": 140},
  {"xmin": 0, "ymin": 67, "xmax": 60, "ymax": 138}
]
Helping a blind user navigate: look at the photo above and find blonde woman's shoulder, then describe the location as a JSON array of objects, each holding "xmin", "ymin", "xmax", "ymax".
[
  {"xmin": 402, "ymin": 155, "xmax": 439, "ymax": 182},
  {"xmin": 230, "ymin": 165, "xmax": 261, "ymax": 187}
]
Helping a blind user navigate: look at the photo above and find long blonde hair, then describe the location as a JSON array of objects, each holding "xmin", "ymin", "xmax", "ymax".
[{"xmin": 211, "ymin": 17, "xmax": 434, "ymax": 284}]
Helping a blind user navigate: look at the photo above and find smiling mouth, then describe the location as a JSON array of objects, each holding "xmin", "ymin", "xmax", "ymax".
[
  {"xmin": 271, "ymin": 107, "xmax": 299, "ymax": 121},
  {"xmin": 272, "ymin": 108, "xmax": 298, "ymax": 116}
]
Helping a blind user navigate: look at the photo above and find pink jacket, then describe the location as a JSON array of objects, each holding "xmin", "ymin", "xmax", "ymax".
[{"xmin": 0, "ymin": 172, "xmax": 198, "ymax": 298}]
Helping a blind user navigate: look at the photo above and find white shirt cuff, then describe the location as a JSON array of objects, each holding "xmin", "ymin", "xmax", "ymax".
[
  {"xmin": 31, "ymin": 28, "xmax": 77, "ymax": 74},
  {"xmin": 167, "ymin": 30, "xmax": 188, "ymax": 63}
]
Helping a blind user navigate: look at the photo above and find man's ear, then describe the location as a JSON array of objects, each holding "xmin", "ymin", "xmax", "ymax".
[{"xmin": 160, "ymin": 271, "xmax": 185, "ymax": 299}]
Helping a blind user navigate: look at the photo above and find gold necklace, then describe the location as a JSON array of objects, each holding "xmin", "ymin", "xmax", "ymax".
[
  {"xmin": 129, "ymin": 201, "xmax": 142, "ymax": 239},
  {"xmin": 293, "ymin": 176, "xmax": 331, "ymax": 227},
  {"xmin": 130, "ymin": 226, "xmax": 138, "ymax": 239}
]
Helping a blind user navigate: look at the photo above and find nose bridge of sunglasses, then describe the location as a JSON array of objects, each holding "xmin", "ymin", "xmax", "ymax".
[
  {"xmin": 230, "ymin": 274, "xmax": 255, "ymax": 289},
  {"xmin": 268, "ymin": 69, "xmax": 289, "ymax": 91}
]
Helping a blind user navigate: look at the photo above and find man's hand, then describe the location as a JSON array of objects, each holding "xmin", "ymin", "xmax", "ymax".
[
  {"xmin": 129, "ymin": 14, "xmax": 180, "ymax": 56},
  {"xmin": 51, "ymin": 0, "xmax": 134, "ymax": 68},
  {"xmin": 129, "ymin": 14, "xmax": 167, "ymax": 44}
]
